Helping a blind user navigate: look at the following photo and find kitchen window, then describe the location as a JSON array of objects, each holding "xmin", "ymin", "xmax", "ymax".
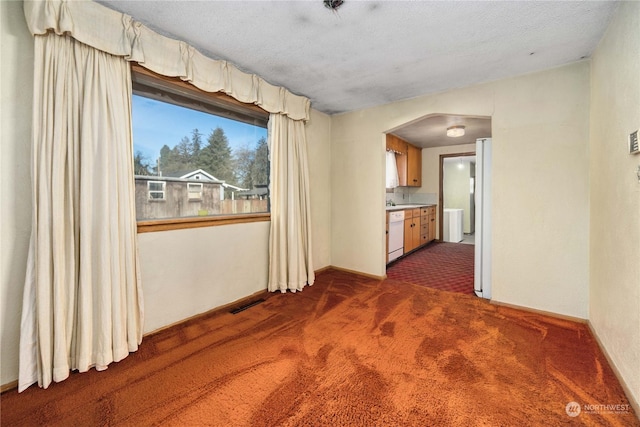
[{"xmin": 131, "ymin": 64, "xmax": 271, "ymax": 232}]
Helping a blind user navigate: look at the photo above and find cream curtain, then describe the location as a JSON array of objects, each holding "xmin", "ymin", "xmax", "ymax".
[
  {"xmin": 23, "ymin": 0, "xmax": 310, "ymax": 122},
  {"xmin": 268, "ymin": 114, "xmax": 315, "ymax": 292},
  {"xmin": 19, "ymin": 33, "xmax": 143, "ymax": 392},
  {"xmin": 386, "ymin": 151, "xmax": 400, "ymax": 188}
]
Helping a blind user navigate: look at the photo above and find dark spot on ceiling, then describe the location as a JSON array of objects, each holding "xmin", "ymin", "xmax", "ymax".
[
  {"xmin": 323, "ymin": 0, "xmax": 344, "ymax": 11},
  {"xmin": 296, "ymin": 14, "xmax": 310, "ymax": 24},
  {"xmin": 369, "ymin": 3, "xmax": 381, "ymax": 12}
]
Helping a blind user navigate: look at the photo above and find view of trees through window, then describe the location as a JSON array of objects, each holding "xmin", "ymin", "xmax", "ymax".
[{"xmin": 132, "ymin": 93, "xmax": 269, "ymax": 220}]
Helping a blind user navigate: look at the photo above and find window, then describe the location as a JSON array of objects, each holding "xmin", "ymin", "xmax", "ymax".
[
  {"xmin": 148, "ymin": 181, "xmax": 166, "ymax": 200},
  {"xmin": 131, "ymin": 65, "xmax": 271, "ymax": 231},
  {"xmin": 187, "ymin": 183, "xmax": 203, "ymax": 200}
]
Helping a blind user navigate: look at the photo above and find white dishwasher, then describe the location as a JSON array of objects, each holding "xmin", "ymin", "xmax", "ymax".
[{"xmin": 388, "ymin": 210, "xmax": 405, "ymax": 262}]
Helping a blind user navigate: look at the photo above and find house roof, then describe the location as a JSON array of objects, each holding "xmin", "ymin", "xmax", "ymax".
[
  {"xmin": 158, "ymin": 169, "xmax": 247, "ymax": 190},
  {"xmin": 162, "ymin": 169, "xmax": 217, "ymax": 181},
  {"xmin": 134, "ymin": 174, "xmax": 224, "ymax": 184}
]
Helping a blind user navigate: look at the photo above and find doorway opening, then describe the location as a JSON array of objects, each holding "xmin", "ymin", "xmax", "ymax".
[
  {"xmin": 439, "ymin": 153, "xmax": 476, "ymax": 246},
  {"xmin": 384, "ymin": 113, "xmax": 491, "ymax": 298}
]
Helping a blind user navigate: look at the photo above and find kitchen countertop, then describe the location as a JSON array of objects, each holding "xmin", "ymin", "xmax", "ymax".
[{"xmin": 386, "ymin": 203, "xmax": 436, "ymax": 211}]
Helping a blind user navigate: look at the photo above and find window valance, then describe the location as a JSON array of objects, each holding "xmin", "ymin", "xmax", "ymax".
[{"xmin": 23, "ymin": 0, "xmax": 311, "ymax": 122}]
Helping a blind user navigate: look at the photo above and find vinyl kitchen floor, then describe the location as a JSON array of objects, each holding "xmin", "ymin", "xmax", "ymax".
[{"xmin": 386, "ymin": 242, "xmax": 475, "ymax": 295}]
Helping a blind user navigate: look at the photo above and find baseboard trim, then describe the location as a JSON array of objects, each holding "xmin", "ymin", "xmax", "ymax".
[
  {"xmin": 587, "ymin": 320, "xmax": 640, "ymax": 420},
  {"xmin": 314, "ymin": 265, "xmax": 333, "ymax": 275},
  {"xmin": 144, "ymin": 288, "xmax": 271, "ymax": 339},
  {"xmin": 325, "ymin": 265, "xmax": 386, "ymax": 281},
  {"xmin": 490, "ymin": 300, "xmax": 587, "ymax": 324},
  {"xmin": 1, "ymin": 380, "xmax": 18, "ymax": 394}
]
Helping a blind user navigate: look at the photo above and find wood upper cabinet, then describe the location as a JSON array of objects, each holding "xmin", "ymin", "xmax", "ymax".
[
  {"xmin": 386, "ymin": 134, "xmax": 421, "ymax": 187},
  {"xmin": 406, "ymin": 143, "xmax": 422, "ymax": 187},
  {"xmin": 386, "ymin": 134, "xmax": 407, "ymax": 154}
]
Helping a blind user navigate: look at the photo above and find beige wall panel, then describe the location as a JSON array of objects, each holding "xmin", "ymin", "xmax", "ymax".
[
  {"xmin": 589, "ymin": 1, "xmax": 640, "ymax": 407},
  {"xmin": 1, "ymin": 0, "xmax": 35, "ymax": 386}
]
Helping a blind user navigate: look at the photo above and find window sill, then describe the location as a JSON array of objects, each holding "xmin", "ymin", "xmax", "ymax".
[{"xmin": 137, "ymin": 213, "xmax": 270, "ymax": 233}]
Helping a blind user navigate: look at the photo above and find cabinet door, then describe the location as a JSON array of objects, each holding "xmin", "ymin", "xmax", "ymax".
[
  {"xmin": 386, "ymin": 134, "xmax": 407, "ymax": 154},
  {"xmin": 404, "ymin": 218, "xmax": 415, "ymax": 253},
  {"xmin": 412, "ymin": 218, "xmax": 421, "ymax": 249},
  {"xmin": 406, "ymin": 144, "xmax": 422, "ymax": 187}
]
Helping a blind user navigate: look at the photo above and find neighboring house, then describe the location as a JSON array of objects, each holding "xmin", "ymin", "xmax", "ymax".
[
  {"xmin": 135, "ymin": 169, "xmax": 258, "ymax": 220},
  {"xmin": 134, "ymin": 173, "xmax": 223, "ymax": 220},
  {"xmin": 163, "ymin": 169, "xmax": 248, "ymax": 200}
]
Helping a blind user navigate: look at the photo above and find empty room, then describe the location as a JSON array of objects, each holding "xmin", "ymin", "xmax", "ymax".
[{"xmin": 1, "ymin": 0, "xmax": 638, "ymax": 425}]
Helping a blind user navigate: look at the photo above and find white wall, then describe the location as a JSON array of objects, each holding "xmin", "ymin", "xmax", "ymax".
[
  {"xmin": 138, "ymin": 223, "xmax": 270, "ymax": 333},
  {"xmin": 1, "ymin": 0, "xmax": 34, "ymax": 387},
  {"xmin": 0, "ymin": 1, "xmax": 333, "ymax": 386},
  {"xmin": 589, "ymin": 1, "xmax": 640, "ymax": 407},
  {"xmin": 332, "ymin": 62, "xmax": 591, "ymax": 319},
  {"xmin": 331, "ymin": 112, "xmax": 388, "ymax": 276}
]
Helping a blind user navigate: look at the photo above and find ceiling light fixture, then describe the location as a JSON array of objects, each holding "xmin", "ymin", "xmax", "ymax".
[
  {"xmin": 447, "ymin": 125, "xmax": 465, "ymax": 138},
  {"xmin": 324, "ymin": 0, "xmax": 344, "ymax": 11}
]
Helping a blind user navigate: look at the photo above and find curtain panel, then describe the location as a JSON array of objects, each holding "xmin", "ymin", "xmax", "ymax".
[
  {"xmin": 19, "ymin": 0, "xmax": 316, "ymax": 391},
  {"xmin": 19, "ymin": 33, "xmax": 143, "ymax": 392},
  {"xmin": 268, "ymin": 115, "xmax": 315, "ymax": 292},
  {"xmin": 23, "ymin": 0, "xmax": 310, "ymax": 122}
]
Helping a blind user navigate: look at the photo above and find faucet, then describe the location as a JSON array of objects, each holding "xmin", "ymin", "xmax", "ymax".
[{"xmin": 386, "ymin": 199, "xmax": 395, "ymax": 206}]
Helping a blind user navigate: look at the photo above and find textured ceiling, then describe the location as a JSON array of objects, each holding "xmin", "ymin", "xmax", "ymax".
[{"xmin": 98, "ymin": 0, "xmax": 617, "ymax": 116}]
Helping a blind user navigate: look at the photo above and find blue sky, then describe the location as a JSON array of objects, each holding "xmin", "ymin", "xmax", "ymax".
[{"xmin": 132, "ymin": 94, "xmax": 267, "ymax": 161}]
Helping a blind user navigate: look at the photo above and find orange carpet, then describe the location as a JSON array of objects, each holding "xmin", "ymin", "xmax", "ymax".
[{"xmin": 2, "ymin": 269, "xmax": 637, "ymax": 426}]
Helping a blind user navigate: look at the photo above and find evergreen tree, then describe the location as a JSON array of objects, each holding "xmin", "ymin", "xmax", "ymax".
[
  {"xmin": 159, "ymin": 138, "xmax": 194, "ymax": 174},
  {"xmin": 200, "ymin": 127, "xmax": 236, "ymax": 184}
]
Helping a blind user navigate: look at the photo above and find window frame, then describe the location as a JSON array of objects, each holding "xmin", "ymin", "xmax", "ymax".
[
  {"xmin": 187, "ymin": 182, "xmax": 204, "ymax": 201},
  {"xmin": 131, "ymin": 64, "xmax": 271, "ymax": 233},
  {"xmin": 147, "ymin": 180, "xmax": 166, "ymax": 201}
]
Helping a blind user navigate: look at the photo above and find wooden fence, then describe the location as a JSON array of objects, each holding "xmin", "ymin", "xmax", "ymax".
[{"xmin": 221, "ymin": 199, "xmax": 268, "ymax": 215}]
